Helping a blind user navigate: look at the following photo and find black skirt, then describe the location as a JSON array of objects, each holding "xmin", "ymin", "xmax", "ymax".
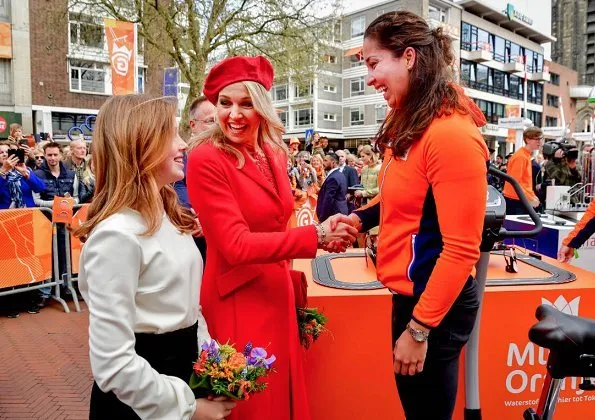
[{"xmin": 89, "ymin": 322, "xmax": 202, "ymax": 420}]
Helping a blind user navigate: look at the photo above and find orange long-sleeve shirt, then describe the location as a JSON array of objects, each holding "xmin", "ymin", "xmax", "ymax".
[
  {"xmin": 502, "ymin": 147, "xmax": 537, "ymax": 202},
  {"xmin": 562, "ymin": 200, "xmax": 595, "ymax": 249},
  {"xmin": 354, "ymin": 111, "xmax": 488, "ymax": 328}
]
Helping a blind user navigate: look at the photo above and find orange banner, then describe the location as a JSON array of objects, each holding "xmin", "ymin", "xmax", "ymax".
[
  {"xmin": 104, "ymin": 19, "xmax": 136, "ymax": 95},
  {"xmin": 0, "ymin": 23, "xmax": 11, "ymax": 59},
  {"xmin": 0, "ymin": 209, "xmax": 52, "ymax": 289}
]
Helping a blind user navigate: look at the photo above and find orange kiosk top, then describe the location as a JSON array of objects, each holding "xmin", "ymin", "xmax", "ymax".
[{"xmin": 296, "ymin": 250, "xmax": 595, "ymax": 420}]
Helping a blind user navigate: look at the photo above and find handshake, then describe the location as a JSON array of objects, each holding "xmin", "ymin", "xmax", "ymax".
[{"xmin": 316, "ymin": 213, "xmax": 363, "ymax": 253}]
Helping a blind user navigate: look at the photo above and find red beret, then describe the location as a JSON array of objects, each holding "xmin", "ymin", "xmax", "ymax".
[{"xmin": 203, "ymin": 56, "xmax": 275, "ymax": 104}]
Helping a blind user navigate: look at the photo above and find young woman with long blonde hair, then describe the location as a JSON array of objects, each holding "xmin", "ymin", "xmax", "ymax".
[{"xmin": 75, "ymin": 95, "xmax": 235, "ymax": 420}]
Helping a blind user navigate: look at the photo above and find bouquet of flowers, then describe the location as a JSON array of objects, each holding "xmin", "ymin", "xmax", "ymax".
[
  {"xmin": 297, "ymin": 307, "xmax": 328, "ymax": 349},
  {"xmin": 189, "ymin": 340, "xmax": 276, "ymax": 400}
]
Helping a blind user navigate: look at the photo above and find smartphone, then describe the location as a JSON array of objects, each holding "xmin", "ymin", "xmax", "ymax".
[
  {"xmin": 8, "ymin": 148, "xmax": 25, "ymax": 164},
  {"xmin": 19, "ymin": 139, "xmax": 29, "ymax": 147}
]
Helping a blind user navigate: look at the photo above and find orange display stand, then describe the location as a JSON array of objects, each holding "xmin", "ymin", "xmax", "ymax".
[{"xmin": 294, "ymin": 251, "xmax": 595, "ymax": 420}]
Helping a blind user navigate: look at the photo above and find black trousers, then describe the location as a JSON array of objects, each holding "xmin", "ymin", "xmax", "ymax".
[
  {"xmin": 89, "ymin": 322, "xmax": 201, "ymax": 419},
  {"xmin": 392, "ymin": 278, "xmax": 479, "ymax": 420},
  {"xmin": 504, "ymin": 197, "xmax": 527, "ymax": 215}
]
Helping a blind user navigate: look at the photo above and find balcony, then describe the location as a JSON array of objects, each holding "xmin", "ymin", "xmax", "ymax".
[
  {"xmin": 465, "ymin": 49, "xmax": 493, "ymax": 63},
  {"xmin": 528, "ymin": 70, "xmax": 551, "ymax": 83},
  {"xmin": 502, "ymin": 61, "xmax": 524, "ymax": 73}
]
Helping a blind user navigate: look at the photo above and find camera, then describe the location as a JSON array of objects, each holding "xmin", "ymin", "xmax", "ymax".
[
  {"xmin": 8, "ymin": 148, "xmax": 25, "ymax": 164},
  {"xmin": 39, "ymin": 132, "xmax": 47, "ymax": 141},
  {"xmin": 542, "ymin": 141, "xmax": 577, "ymax": 160}
]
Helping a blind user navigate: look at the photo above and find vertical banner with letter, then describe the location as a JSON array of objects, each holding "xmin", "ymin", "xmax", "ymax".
[
  {"xmin": 0, "ymin": 23, "xmax": 12, "ymax": 59},
  {"xmin": 104, "ymin": 19, "xmax": 136, "ymax": 95},
  {"xmin": 505, "ymin": 104, "xmax": 521, "ymax": 144}
]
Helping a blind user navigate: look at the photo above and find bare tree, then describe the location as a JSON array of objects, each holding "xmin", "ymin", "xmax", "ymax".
[{"xmin": 69, "ymin": 0, "xmax": 341, "ymax": 133}]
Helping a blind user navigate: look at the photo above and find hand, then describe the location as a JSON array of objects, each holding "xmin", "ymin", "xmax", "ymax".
[
  {"xmin": 320, "ymin": 216, "xmax": 358, "ymax": 248},
  {"xmin": 321, "ymin": 240, "xmax": 349, "ymax": 253},
  {"xmin": 20, "ymin": 144, "xmax": 34, "ymax": 159},
  {"xmin": 329, "ymin": 213, "xmax": 362, "ymax": 233},
  {"xmin": 2, "ymin": 155, "xmax": 18, "ymax": 173},
  {"xmin": 557, "ymin": 245, "xmax": 574, "ymax": 263},
  {"xmin": 192, "ymin": 397, "xmax": 236, "ymax": 420},
  {"xmin": 554, "ymin": 149, "xmax": 565, "ymax": 159},
  {"xmin": 354, "ymin": 190, "xmax": 363, "ymax": 198},
  {"xmin": 192, "ymin": 217, "xmax": 204, "ymax": 238},
  {"xmin": 530, "ymin": 198, "xmax": 540, "ymax": 208},
  {"xmin": 14, "ymin": 163, "xmax": 30, "ymax": 178},
  {"xmin": 393, "ymin": 322, "xmax": 428, "ymax": 376}
]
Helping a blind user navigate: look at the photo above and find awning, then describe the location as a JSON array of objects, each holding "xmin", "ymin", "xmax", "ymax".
[{"xmin": 344, "ymin": 47, "xmax": 362, "ymax": 57}]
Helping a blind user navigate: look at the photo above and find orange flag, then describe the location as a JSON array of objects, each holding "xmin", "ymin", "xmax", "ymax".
[{"xmin": 104, "ymin": 19, "xmax": 136, "ymax": 95}]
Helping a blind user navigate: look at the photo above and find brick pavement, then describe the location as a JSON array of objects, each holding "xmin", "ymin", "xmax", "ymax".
[{"xmin": 0, "ymin": 301, "xmax": 92, "ymax": 420}]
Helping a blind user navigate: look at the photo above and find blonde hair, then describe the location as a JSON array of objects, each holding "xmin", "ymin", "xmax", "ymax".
[
  {"xmin": 74, "ymin": 95, "xmax": 195, "ymax": 239},
  {"xmin": 360, "ymin": 145, "xmax": 378, "ymax": 165},
  {"xmin": 311, "ymin": 154, "xmax": 323, "ymax": 168},
  {"xmin": 189, "ymin": 81, "xmax": 287, "ymax": 168}
]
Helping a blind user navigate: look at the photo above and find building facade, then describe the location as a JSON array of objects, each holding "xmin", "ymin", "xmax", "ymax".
[
  {"xmin": 456, "ymin": 0, "xmax": 554, "ymax": 156},
  {"xmin": 271, "ymin": 0, "xmax": 463, "ymax": 149},
  {"xmin": 0, "ymin": 0, "xmax": 33, "ymax": 137},
  {"xmin": 542, "ymin": 61, "xmax": 578, "ymax": 135}
]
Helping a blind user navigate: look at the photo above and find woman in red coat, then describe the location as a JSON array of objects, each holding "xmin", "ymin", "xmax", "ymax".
[{"xmin": 186, "ymin": 56, "xmax": 357, "ymax": 420}]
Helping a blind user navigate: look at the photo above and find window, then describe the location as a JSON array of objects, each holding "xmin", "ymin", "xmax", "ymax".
[
  {"xmin": 493, "ymin": 36, "xmax": 505, "ymax": 62},
  {"xmin": 69, "ymin": 60, "xmax": 106, "ymax": 94},
  {"xmin": 550, "ymin": 72, "xmax": 560, "ymax": 86},
  {"xmin": 323, "ymin": 84, "xmax": 337, "ymax": 93},
  {"xmin": 324, "ymin": 55, "xmax": 337, "ymax": 64},
  {"xmin": 294, "ymin": 82, "xmax": 313, "ymax": 98},
  {"xmin": 547, "ymin": 94, "xmax": 559, "ymax": 108},
  {"xmin": 294, "ymin": 108, "xmax": 313, "ymax": 127},
  {"xmin": 137, "ymin": 67, "xmax": 145, "ymax": 94},
  {"xmin": 52, "ymin": 112, "xmax": 95, "ymax": 136},
  {"xmin": 272, "ymin": 84, "xmax": 288, "ymax": 101},
  {"xmin": 350, "ymin": 76, "xmax": 365, "ymax": 96},
  {"xmin": 351, "ymin": 16, "xmax": 365, "ymax": 38},
  {"xmin": 375, "ymin": 104, "xmax": 387, "ymax": 123},
  {"xmin": 472, "ymin": 99, "xmax": 505, "ymax": 124},
  {"xmin": 323, "ymin": 113, "xmax": 337, "ymax": 121},
  {"xmin": 546, "ymin": 116, "xmax": 558, "ymax": 127},
  {"xmin": 350, "ymin": 53, "xmax": 364, "ymax": 67},
  {"xmin": 278, "ymin": 110, "xmax": 288, "ymax": 127},
  {"xmin": 0, "ymin": 58, "xmax": 11, "ymax": 102},
  {"xmin": 69, "ymin": 13, "xmax": 104, "ymax": 49},
  {"xmin": 350, "ymin": 107, "xmax": 364, "ymax": 126},
  {"xmin": 428, "ymin": 5, "xmax": 448, "ymax": 23},
  {"xmin": 0, "ymin": 0, "xmax": 10, "ymax": 22},
  {"xmin": 526, "ymin": 110, "xmax": 542, "ymax": 127},
  {"xmin": 461, "ymin": 22, "xmax": 471, "ymax": 51}
]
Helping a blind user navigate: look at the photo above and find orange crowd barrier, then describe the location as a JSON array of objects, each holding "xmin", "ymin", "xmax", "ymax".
[{"xmin": 0, "ymin": 208, "xmax": 53, "ymax": 289}]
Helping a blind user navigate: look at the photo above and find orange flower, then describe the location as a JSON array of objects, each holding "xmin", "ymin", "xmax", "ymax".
[
  {"xmin": 228, "ymin": 352, "xmax": 247, "ymax": 372},
  {"xmin": 193, "ymin": 351, "xmax": 208, "ymax": 374}
]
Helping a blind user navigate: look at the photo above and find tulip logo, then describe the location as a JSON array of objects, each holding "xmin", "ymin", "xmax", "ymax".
[
  {"xmin": 110, "ymin": 42, "xmax": 133, "ymax": 77},
  {"xmin": 541, "ymin": 295, "xmax": 580, "ymax": 316}
]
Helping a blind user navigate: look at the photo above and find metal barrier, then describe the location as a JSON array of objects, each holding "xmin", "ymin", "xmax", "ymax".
[{"xmin": 0, "ymin": 208, "xmax": 69, "ymax": 313}]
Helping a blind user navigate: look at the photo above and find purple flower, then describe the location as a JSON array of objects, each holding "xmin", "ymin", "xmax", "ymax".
[
  {"xmin": 247, "ymin": 347, "xmax": 275, "ymax": 369},
  {"xmin": 201, "ymin": 339, "xmax": 220, "ymax": 360},
  {"xmin": 243, "ymin": 342, "xmax": 253, "ymax": 357}
]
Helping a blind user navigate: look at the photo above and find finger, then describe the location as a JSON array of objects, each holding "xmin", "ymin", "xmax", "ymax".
[
  {"xmin": 408, "ymin": 362, "xmax": 417, "ymax": 376},
  {"xmin": 417, "ymin": 361, "xmax": 424, "ymax": 373},
  {"xmin": 223, "ymin": 402, "xmax": 236, "ymax": 409},
  {"xmin": 213, "ymin": 396, "xmax": 228, "ymax": 401},
  {"xmin": 400, "ymin": 362, "xmax": 409, "ymax": 376},
  {"xmin": 393, "ymin": 359, "xmax": 401, "ymax": 374}
]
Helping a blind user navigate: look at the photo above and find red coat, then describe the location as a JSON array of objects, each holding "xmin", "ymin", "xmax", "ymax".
[{"xmin": 187, "ymin": 142, "xmax": 318, "ymax": 420}]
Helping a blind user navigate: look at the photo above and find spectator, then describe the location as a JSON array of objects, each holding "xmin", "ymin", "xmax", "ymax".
[
  {"xmin": 291, "ymin": 151, "xmax": 318, "ymax": 191},
  {"xmin": 316, "ymin": 152, "xmax": 348, "ymax": 222},
  {"xmin": 502, "ymin": 126, "xmax": 543, "ymax": 214},
  {"xmin": 289, "ymin": 137, "xmax": 300, "ymax": 158},
  {"xmin": 354, "ymin": 145, "xmax": 380, "ymax": 204},
  {"xmin": 311, "ymin": 153, "xmax": 326, "ymax": 186},
  {"xmin": 78, "ymin": 155, "xmax": 96, "ymax": 204},
  {"xmin": 312, "ymin": 135, "xmax": 326, "ymax": 157},
  {"xmin": 346, "ymin": 154, "xmax": 357, "ymax": 170},
  {"xmin": 183, "ymin": 95, "xmax": 216, "ymax": 263},
  {"xmin": 7, "ymin": 123, "xmax": 23, "ymax": 146},
  {"xmin": 306, "ymin": 131, "xmax": 320, "ymax": 154},
  {"xmin": 64, "ymin": 138, "xmax": 88, "ymax": 179},
  {"xmin": 33, "ymin": 142, "xmax": 79, "ymax": 305},
  {"xmin": 335, "ymin": 149, "xmax": 359, "ymax": 188},
  {"xmin": 0, "ymin": 141, "xmax": 46, "ymax": 209}
]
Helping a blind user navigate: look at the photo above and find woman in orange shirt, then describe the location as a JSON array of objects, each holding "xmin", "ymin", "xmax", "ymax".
[{"xmin": 333, "ymin": 11, "xmax": 489, "ymax": 419}]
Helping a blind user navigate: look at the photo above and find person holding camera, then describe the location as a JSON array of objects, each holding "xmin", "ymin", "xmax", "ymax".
[
  {"xmin": 543, "ymin": 145, "xmax": 581, "ymax": 188},
  {"xmin": 502, "ymin": 126, "xmax": 543, "ymax": 214},
  {"xmin": 0, "ymin": 141, "xmax": 46, "ymax": 209},
  {"xmin": 290, "ymin": 151, "xmax": 318, "ymax": 191}
]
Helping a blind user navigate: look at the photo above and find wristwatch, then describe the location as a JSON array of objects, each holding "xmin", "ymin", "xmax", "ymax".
[{"xmin": 406, "ymin": 323, "xmax": 430, "ymax": 343}]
